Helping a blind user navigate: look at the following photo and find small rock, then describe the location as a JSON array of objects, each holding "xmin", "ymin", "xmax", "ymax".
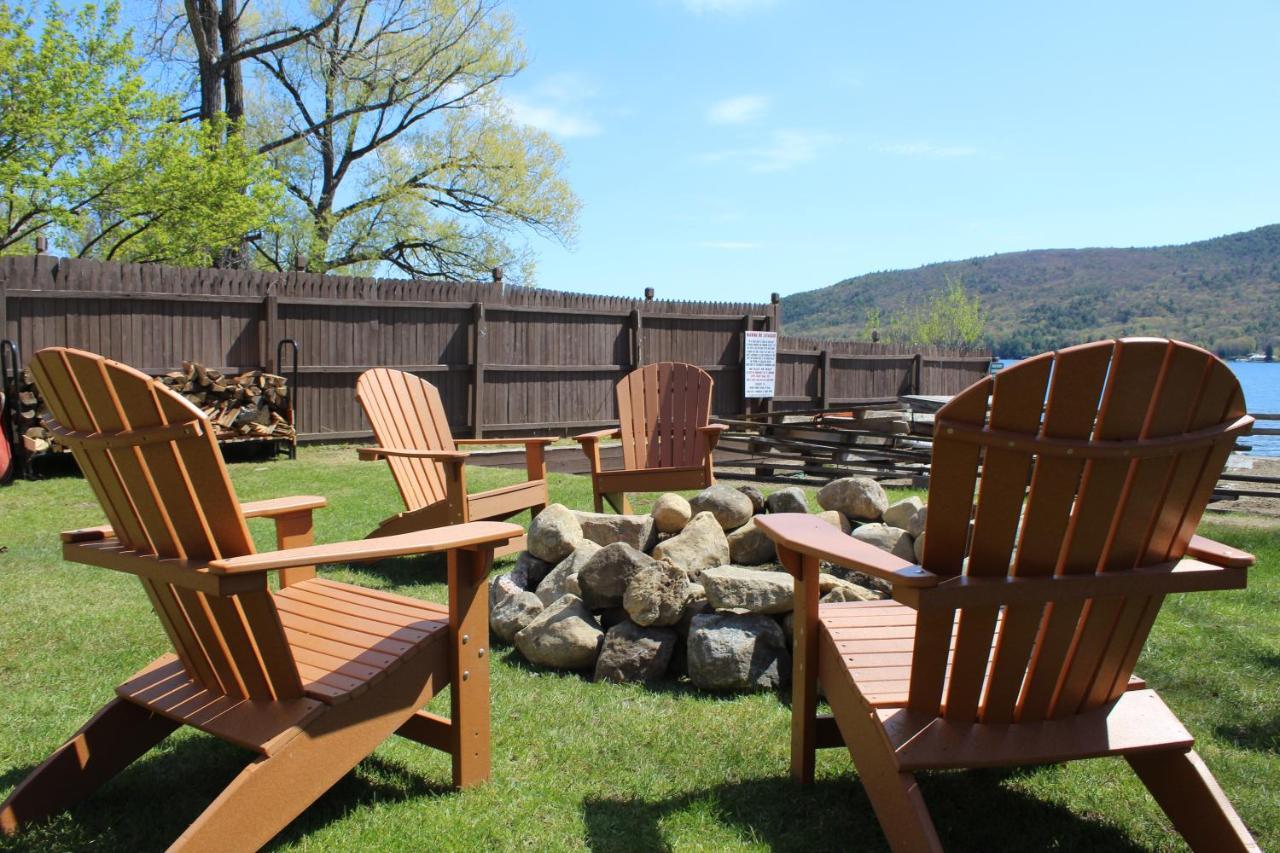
[
  {"xmin": 536, "ymin": 541, "xmax": 600, "ymax": 605},
  {"xmin": 572, "ymin": 510, "xmax": 657, "ymax": 552},
  {"xmin": 883, "ymin": 497, "xmax": 927, "ymax": 538},
  {"xmin": 651, "ymin": 493, "xmax": 693, "ymax": 534},
  {"xmin": 726, "ymin": 517, "xmax": 777, "ymax": 565},
  {"xmin": 651, "ymin": 511, "xmax": 729, "ymax": 577},
  {"xmin": 513, "ymin": 551, "xmax": 553, "ymax": 591},
  {"xmin": 688, "ymin": 484, "xmax": 754, "ymax": 530},
  {"xmin": 490, "ymin": 571, "xmax": 544, "ymax": 643},
  {"xmin": 766, "ymin": 486, "xmax": 808, "ymax": 515},
  {"xmin": 914, "ymin": 530, "xmax": 926, "ymax": 564},
  {"xmin": 577, "ymin": 542, "xmax": 659, "ymax": 609},
  {"xmin": 822, "ymin": 583, "xmax": 880, "ymax": 603},
  {"xmin": 623, "ymin": 561, "xmax": 693, "ymax": 627},
  {"xmin": 687, "ymin": 612, "xmax": 791, "ymax": 691},
  {"xmin": 700, "ymin": 565, "xmax": 794, "ymax": 615},
  {"xmin": 513, "ymin": 595, "xmax": 603, "ymax": 669},
  {"xmin": 737, "ymin": 485, "xmax": 766, "ymax": 514},
  {"xmin": 817, "ymin": 477, "xmax": 888, "ymax": 522},
  {"xmin": 594, "ymin": 621, "xmax": 678, "ymax": 683},
  {"xmin": 816, "ymin": 510, "xmax": 852, "ymax": 534},
  {"xmin": 852, "ymin": 523, "xmax": 916, "ymax": 562},
  {"xmin": 526, "ymin": 504, "xmax": 584, "ymax": 563}
]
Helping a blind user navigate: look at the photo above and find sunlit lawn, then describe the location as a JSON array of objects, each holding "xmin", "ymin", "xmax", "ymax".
[{"xmin": 0, "ymin": 446, "xmax": 1276, "ymax": 851}]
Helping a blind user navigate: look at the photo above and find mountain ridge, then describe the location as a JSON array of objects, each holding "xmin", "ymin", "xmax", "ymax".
[{"xmin": 781, "ymin": 225, "xmax": 1280, "ymax": 357}]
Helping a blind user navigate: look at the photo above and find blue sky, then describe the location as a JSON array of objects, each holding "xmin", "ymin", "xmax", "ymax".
[{"xmin": 500, "ymin": 0, "xmax": 1280, "ymax": 302}]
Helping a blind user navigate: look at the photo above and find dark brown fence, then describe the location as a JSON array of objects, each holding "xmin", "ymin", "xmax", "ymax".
[{"xmin": 0, "ymin": 256, "xmax": 990, "ymax": 441}]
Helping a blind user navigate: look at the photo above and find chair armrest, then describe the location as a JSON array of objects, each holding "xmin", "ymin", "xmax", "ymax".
[
  {"xmin": 358, "ymin": 446, "xmax": 469, "ymax": 462},
  {"xmin": 207, "ymin": 521, "xmax": 524, "ymax": 574},
  {"xmin": 574, "ymin": 427, "xmax": 621, "ymax": 443},
  {"xmin": 755, "ymin": 513, "xmax": 938, "ymax": 588},
  {"xmin": 1186, "ymin": 535, "xmax": 1255, "ymax": 568},
  {"xmin": 61, "ymin": 495, "xmax": 329, "ymax": 543},
  {"xmin": 454, "ymin": 437, "xmax": 558, "ymax": 447},
  {"xmin": 699, "ymin": 423, "xmax": 729, "ymax": 450}
]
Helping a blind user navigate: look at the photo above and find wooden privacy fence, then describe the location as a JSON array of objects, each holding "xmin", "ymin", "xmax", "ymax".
[{"xmin": 0, "ymin": 256, "xmax": 991, "ymax": 441}]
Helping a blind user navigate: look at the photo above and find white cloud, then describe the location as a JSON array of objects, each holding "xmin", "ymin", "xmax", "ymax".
[
  {"xmin": 878, "ymin": 141, "xmax": 979, "ymax": 158},
  {"xmin": 702, "ymin": 129, "xmax": 839, "ymax": 172},
  {"xmin": 504, "ymin": 72, "xmax": 602, "ymax": 139},
  {"xmin": 708, "ymin": 94, "xmax": 770, "ymax": 125},
  {"xmin": 694, "ymin": 240, "xmax": 761, "ymax": 250},
  {"xmin": 683, "ymin": 0, "xmax": 776, "ymax": 13},
  {"xmin": 505, "ymin": 96, "xmax": 601, "ymax": 138}
]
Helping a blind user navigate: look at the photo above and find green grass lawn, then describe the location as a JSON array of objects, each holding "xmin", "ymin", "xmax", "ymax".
[{"xmin": 1, "ymin": 446, "xmax": 1276, "ymax": 851}]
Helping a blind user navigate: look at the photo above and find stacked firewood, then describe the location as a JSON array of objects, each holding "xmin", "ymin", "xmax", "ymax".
[
  {"xmin": 156, "ymin": 362, "xmax": 295, "ymax": 441},
  {"xmin": 9, "ymin": 368, "xmax": 65, "ymax": 455}
]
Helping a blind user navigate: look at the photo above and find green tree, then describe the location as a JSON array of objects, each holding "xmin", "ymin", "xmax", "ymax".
[
  {"xmin": 0, "ymin": 1, "xmax": 279, "ymax": 264},
  {"xmin": 241, "ymin": 0, "xmax": 580, "ymax": 279},
  {"xmin": 889, "ymin": 276, "xmax": 987, "ymax": 348}
]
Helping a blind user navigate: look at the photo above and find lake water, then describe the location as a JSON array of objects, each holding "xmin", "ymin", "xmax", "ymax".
[{"xmin": 996, "ymin": 359, "xmax": 1279, "ymax": 456}]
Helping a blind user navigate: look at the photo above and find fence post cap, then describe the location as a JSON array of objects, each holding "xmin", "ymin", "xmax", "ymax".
[{"xmin": 644, "ymin": 287, "xmax": 655, "ymax": 300}]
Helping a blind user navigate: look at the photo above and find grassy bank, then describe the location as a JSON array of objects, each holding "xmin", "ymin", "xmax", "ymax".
[{"xmin": 1, "ymin": 446, "xmax": 1276, "ymax": 851}]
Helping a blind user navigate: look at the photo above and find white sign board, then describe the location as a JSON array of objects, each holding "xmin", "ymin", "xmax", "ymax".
[{"xmin": 744, "ymin": 331, "xmax": 777, "ymax": 398}]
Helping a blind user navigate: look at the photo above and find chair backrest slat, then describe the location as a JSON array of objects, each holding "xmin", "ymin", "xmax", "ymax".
[
  {"xmin": 31, "ymin": 347, "xmax": 303, "ymax": 701},
  {"xmin": 356, "ymin": 369, "xmax": 456, "ymax": 510},
  {"xmin": 914, "ymin": 338, "xmax": 1247, "ymax": 724},
  {"xmin": 616, "ymin": 363, "xmax": 713, "ymax": 471}
]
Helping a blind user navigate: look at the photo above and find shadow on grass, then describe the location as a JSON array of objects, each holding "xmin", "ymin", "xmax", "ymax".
[
  {"xmin": 0, "ymin": 732, "xmax": 454, "ymax": 852},
  {"xmin": 581, "ymin": 770, "xmax": 1148, "ymax": 853},
  {"xmin": 1214, "ymin": 712, "xmax": 1280, "ymax": 754}
]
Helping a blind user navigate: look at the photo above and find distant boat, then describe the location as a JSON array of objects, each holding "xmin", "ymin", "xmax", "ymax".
[{"xmin": 1237, "ymin": 352, "xmax": 1268, "ymax": 362}]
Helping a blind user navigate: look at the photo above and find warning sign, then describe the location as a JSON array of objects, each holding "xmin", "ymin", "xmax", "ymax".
[{"xmin": 744, "ymin": 331, "xmax": 777, "ymax": 398}]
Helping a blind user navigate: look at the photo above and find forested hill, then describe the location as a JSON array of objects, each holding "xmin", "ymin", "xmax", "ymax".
[{"xmin": 782, "ymin": 225, "xmax": 1280, "ymax": 357}]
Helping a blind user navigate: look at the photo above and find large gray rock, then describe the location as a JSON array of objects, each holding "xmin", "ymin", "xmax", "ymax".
[
  {"xmin": 766, "ymin": 486, "xmax": 808, "ymax": 515},
  {"xmin": 490, "ymin": 569, "xmax": 544, "ymax": 643},
  {"xmin": 577, "ymin": 542, "xmax": 659, "ymax": 609},
  {"xmin": 687, "ymin": 613, "xmax": 790, "ymax": 691},
  {"xmin": 700, "ymin": 565, "xmax": 794, "ymax": 614},
  {"xmin": 527, "ymin": 504, "xmax": 584, "ymax": 563},
  {"xmin": 816, "ymin": 510, "xmax": 852, "ymax": 534},
  {"xmin": 651, "ymin": 493, "xmax": 692, "ymax": 534},
  {"xmin": 536, "ymin": 541, "xmax": 599, "ymax": 606},
  {"xmin": 651, "ymin": 511, "xmax": 729, "ymax": 577},
  {"xmin": 688, "ymin": 484, "xmax": 754, "ymax": 530},
  {"xmin": 883, "ymin": 497, "xmax": 927, "ymax": 538},
  {"xmin": 514, "ymin": 595, "xmax": 603, "ymax": 669},
  {"xmin": 726, "ymin": 517, "xmax": 777, "ymax": 565},
  {"xmin": 623, "ymin": 561, "xmax": 693, "ymax": 627},
  {"xmin": 572, "ymin": 510, "xmax": 658, "ymax": 552},
  {"xmin": 817, "ymin": 477, "xmax": 888, "ymax": 522},
  {"xmin": 737, "ymin": 485, "xmax": 766, "ymax": 514},
  {"xmin": 852, "ymin": 523, "xmax": 916, "ymax": 561},
  {"xmin": 594, "ymin": 621, "xmax": 677, "ymax": 683}
]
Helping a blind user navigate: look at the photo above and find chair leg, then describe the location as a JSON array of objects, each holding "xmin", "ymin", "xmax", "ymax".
[
  {"xmin": 1127, "ymin": 748, "xmax": 1258, "ymax": 852},
  {"xmin": 602, "ymin": 492, "xmax": 631, "ymax": 514},
  {"xmin": 593, "ymin": 489, "xmax": 605, "ymax": 512},
  {"xmin": 0, "ymin": 697, "xmax": 178, "ymax": 835},
  {"xmin": 171, "ymin": 643, "xmax": 448, "ymax": 852}
]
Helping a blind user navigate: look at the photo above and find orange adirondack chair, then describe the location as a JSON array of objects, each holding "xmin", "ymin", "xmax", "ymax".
[
  {"xmin": 0, "ymin": 347, "xmax": 522, "ymax": 851},
  {"xmin": 758, "ymin": 338, "xmax": 1259, "ymax": 852},
  {"xmin": 574, "ymin": 362, "xmax": 728, "ymax": 513},
  {"xmin": 356, "ymin": 368, "xmax": 553, "ymax": 556}
]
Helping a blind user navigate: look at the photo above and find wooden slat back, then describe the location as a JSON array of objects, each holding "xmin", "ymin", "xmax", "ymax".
[
  {"xmin": 356, "ymin": 368, "xmax": 456, "ymax": 510},
  {"xmin": 616, "ymin": 363, "xmax": 713, "ymax": 471},
  {"xmin": 913, "ymin": 339, "xmax": 1246, "ymax": 723},
  {"xmin": 30, "ymin": 347, "xmax": 303, "ymax": 701}
]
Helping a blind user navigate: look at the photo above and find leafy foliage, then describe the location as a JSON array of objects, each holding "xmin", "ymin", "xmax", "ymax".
[
  {"xmin": 0, "ymin": 2, "xmax": 279, "ymax": 265},
  {"xmin": 870, "ymin": 276, "xmax": 987, "ymax": 348},
  {"xmin": 784, "ymin": 225, "xmax": 1280, "ymax": 357},
  {"xmin": 241, "ymin": 0, "xmax": 580, "ymax": 280}
]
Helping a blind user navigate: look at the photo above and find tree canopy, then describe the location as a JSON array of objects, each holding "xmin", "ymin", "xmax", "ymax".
[{"xmin": 0, "ymin": 2, "xmax": 279, "ymax": 265}]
